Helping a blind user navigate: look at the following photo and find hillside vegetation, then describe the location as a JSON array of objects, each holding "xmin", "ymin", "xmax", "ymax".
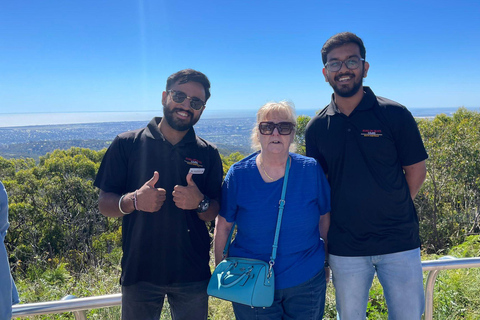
[{"xmin": 2, "ymin": 108, "xmax": 479, "ymax": 319}]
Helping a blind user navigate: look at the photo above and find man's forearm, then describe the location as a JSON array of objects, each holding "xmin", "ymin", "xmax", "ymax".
[
  {"xmin": 403, "ymin": 160, "xmax": 427, "ymax": 199},
  {"xmin": 197, "ymin": 199, "xmax": 220, "ymax": 222},
  {"xmin": 98, "ymin": 190, "xmax": 133, "ymax": 218}
]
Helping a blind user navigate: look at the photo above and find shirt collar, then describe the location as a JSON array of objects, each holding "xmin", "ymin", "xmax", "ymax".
[
  {"xmin": 145, "ymin": 117, "xmax": 197, "ymax": 145},
  {"xmin": 325, "ymin": 86, "xmax": 377, "ymax": 116}
]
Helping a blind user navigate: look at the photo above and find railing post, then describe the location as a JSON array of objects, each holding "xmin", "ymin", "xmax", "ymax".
[
  {"xmin": 424, "ymin": 269, "xmax": 440, "ymax": 320},
  {"xmin": 61, "ymin": 295, "xmax": 87, "ymax": 320},
  {"xmin": 423, "ymin": 256, "xmax": 456, "ymax": 320}
]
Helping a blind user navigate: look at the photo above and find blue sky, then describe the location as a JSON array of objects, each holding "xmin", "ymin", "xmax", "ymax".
[{"xmin": 1, "ymin": 0, "xmax": 479, "ymax": 119}]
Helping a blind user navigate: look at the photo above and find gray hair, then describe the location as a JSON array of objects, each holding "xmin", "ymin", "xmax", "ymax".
[{"xmin": 250, "ymin": 101, "xmax": 297, "ymax": 152}]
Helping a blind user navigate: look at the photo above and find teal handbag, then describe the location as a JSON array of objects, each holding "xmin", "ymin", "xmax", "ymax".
[{"xmin": 207, "ymin": 157, "xmax": 291, "ymax": 307}]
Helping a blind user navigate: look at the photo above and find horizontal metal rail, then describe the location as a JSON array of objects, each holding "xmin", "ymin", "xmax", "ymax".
[
  {"xmin": 12, "ymin": 257, "xmax": 480, "ymax": 319},
  {"xmin": 12, "ymin": 293, "xmax": 121, "ymax": 318},
  {"xmin": 422, "ymin": 256, "xmax": 480, "ymax": 320}
]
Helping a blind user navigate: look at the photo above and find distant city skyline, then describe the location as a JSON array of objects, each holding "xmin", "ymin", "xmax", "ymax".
[
  {"xmin": 1, "ymin": 106, "xmax": 479, "ymax": 128},
  {"xmin": 1, "ymin": 1, "xmax": 479, "ymax": 118}
]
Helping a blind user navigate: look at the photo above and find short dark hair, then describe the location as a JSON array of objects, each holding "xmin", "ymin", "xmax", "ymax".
[
  {"xmin": 321, "ymin": 32, "xmax": 366, "ymax": 65},
  {"xmin": 166, "ymin": 69, "xmax": 211, "ymax": 102}
]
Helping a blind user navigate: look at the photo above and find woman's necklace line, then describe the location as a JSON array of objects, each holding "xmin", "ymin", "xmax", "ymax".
[
  {"xmin": 260, "ymin": 160, "xmax": 275, "ymax": 181},
  {"xmin": 259, "ymin": 155, "xmax": 290, "ymax": 181}
]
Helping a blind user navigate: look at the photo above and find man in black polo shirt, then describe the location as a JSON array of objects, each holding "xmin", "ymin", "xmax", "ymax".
[
  {"xmin": 94, "ymin": 69, "xmax": 223, "ymax": 320},
  {"xmin": 305, "ymin": 32, "xmax": 428, "ymax": 319}
]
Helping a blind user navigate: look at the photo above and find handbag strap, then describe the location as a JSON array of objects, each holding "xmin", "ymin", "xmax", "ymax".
[
  {"xmin": 222, "ymin": 155, "xmax": 291, "ymax": 266},
  {"xmin": 269, "ymin": 155, "xmax": 290, "ymax": 264}
]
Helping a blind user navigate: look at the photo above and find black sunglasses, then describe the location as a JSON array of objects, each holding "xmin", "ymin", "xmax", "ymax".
[
  {"xmin": 258, "ymin": 122, "xmax": 295, "ymax": 135},
  {"xmin": 167, "ymin": 90, "xmax": 206, "ymax": 110}
]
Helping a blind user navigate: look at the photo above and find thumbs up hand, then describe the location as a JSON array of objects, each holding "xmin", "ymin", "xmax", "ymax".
[
  {"xmin": 173, "ymin": 173, "xmax": 203, "ymax": 210},
  {"xmin": 137, "ymin": 171, "xmax": 167, "ymax": 212}
]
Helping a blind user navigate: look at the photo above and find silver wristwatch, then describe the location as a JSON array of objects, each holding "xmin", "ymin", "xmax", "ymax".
[{"xmin": 197, "ymin": 195, "xmax": 210, "ymax": 213}]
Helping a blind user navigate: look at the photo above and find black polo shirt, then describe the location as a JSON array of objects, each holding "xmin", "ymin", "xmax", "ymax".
[
  {"xmin": 94, "ymin": 117, "xmax": 223, "ymax": 286},
  {"xmin": 305, "ymin": 87, "xmax": 428, "ymax": 256}
]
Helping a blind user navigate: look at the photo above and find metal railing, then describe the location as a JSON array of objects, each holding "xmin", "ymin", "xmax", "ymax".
[
  {"xmin": 422, "ymin": 256, "xmax": 480, "ymax": 319},
  {"xmin": 12, "ymin": 293, "xmax": 121, "ymax": 319},
  {"xmin": 12, "ymin": 256, "xmax": 480, "ymax": 319}
]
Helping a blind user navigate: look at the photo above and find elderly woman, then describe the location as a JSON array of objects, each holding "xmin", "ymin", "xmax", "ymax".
[{"xmin": 214, "ymin": 101, "xmax": 331, "ymax": 319}]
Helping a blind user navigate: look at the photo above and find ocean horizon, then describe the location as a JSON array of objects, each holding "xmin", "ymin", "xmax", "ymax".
[{"xmin": 0, "ymin": 106, "xmax": 478, "ymax": 128}]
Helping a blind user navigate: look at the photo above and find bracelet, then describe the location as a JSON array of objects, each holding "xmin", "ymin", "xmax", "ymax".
[
  {"xmin": 118, "ymin": 194, "xmax": 130, "ymax": 215},
  {"xmin": 324, "ymin": 260, "xmax": 330, "ymax": 268},
  {"xmin": 133, "ymin": 190, "xmax": 138, "ymax": 211}
]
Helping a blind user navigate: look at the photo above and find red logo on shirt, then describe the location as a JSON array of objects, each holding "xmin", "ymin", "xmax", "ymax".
[
  {"xmin": 361, "ymin": 129, "xmax": 383, "ymax": 137},
  {"xmin": 184, "ymin": 157, "xmax": 204, "ymax": 167}
]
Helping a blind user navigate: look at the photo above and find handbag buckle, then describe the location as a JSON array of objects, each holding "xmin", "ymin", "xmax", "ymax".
[{"xmin": 267, "ymin": 260, "xmax": 275, "ymax": 279}]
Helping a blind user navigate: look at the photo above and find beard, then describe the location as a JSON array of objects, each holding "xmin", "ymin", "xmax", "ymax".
[
  {"xmin": 328, "ymin": 72, "xmax": 364, "ymax": 98},
  {"xmin": 162, "ymin": 104, "xmax": 200, "ymax": 132}
]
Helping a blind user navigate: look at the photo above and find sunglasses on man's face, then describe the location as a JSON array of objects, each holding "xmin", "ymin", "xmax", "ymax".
[
  {"xmin": 167, "ymin": 90, "xmax": 206, "ymax": 110},
  {"xmin": 258, "ymin": 122, "xmax": 295, "ymax": 135},
  {"xmin": 324, "ymin": 56, "xmax": 365, "ymax": 72}
]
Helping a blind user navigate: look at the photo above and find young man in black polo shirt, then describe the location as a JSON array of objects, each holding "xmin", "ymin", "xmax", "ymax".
[
  {"xmin": 94, "ymin": 69, "xmax": 223, "ymax": 320},
  {"xmin": 305, "ymin": 32, "xmax": 428, "ymax": 319}
]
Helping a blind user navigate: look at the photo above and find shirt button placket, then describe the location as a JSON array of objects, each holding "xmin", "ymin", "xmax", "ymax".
[{"xmin": 346, "ymin": 120, "xmax": 354, "ymax": 141}]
